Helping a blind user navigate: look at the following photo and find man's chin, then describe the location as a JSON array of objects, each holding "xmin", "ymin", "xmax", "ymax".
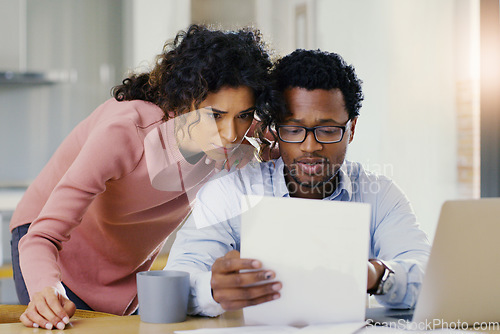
[{"xmin": 294, "ymin": 176, "xmax": 332, "ymax": 189}]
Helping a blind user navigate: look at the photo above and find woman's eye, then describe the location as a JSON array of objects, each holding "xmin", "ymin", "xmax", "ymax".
[
  {"xmin": 238, "ymin": 112, "xmax": 254, "ymax": 120},
  {"xmin": 207, "ymin": 112, "xmax": 222, "ymax": 119}
]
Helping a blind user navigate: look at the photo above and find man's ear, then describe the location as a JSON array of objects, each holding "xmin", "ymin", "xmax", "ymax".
[{"xmin": 348, "ymin": 117, "xmax": 358, "ymax": 143}]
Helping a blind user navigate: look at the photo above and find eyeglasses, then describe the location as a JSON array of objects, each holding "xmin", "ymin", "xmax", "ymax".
[{"xmin": 276, "ymin": 121, "xmax": 350, "ymax": 144}]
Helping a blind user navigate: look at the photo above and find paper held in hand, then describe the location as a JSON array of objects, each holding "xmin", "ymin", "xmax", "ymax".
[{"xmin": 240, "ymin": 195, "xmax": 371, "ymax": 327}]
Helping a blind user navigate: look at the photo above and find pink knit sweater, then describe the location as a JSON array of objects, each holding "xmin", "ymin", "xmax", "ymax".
[{"xmin": 10, "ymin": 99, "xmax": 215, "ymax": 315}]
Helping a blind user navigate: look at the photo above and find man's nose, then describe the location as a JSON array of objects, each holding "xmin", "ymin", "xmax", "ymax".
[{"xmin": 299, "ymin": 131, "xmax": 322, "ymax": 152}]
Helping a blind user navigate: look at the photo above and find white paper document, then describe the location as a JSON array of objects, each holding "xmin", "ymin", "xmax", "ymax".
[
  {"xmin": 174, "ymin": 322, "xmax": 366, "ymax": 334},
  {"xmin": 359, "ymin": 326, "xmax": 480, "ymax": 333},
  {"xmin": 239, "ymin": 195, "xmax": 371, "ymax": 326},
  {"xmin": 174, "ymin": 323, "xmax": 479, "ymax": 334}
]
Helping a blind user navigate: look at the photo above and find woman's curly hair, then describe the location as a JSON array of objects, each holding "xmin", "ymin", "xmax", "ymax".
[
  {"xmin": 112, "ymin": 24, "xmax": 276, "ymax": 126},
  {"xmin": 269, "ymin": 49, "xmax": 364, "ymax": 127}
]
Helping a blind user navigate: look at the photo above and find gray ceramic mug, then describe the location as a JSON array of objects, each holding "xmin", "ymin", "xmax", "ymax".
[{"xmin": 136, "ymin": 270, "xmax": 190, "ymax": 323}]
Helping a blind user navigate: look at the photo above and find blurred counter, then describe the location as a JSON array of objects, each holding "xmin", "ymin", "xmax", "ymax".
[{"xmin": 0, "ymin": 188, "xmax": 25, "ymax": 264}]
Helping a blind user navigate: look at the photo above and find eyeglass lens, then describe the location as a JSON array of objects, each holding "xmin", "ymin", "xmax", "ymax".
[{"xmin": 278, "ymin": 126, "xmax": 344, "ymax": 143}]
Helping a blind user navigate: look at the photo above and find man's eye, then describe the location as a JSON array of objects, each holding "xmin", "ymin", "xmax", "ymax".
[
  {"xmin": 282, "ymin": 128, "xmax": 302, "ymax": 134},
  {"xmin": 318, "ymin": 128, "xmax": 340, "ymax": 135}
]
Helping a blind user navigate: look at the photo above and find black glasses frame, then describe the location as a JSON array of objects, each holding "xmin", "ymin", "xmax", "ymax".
[{"xmin": 276, "ymin": 124, "xmax": 348, "ymax": 144}]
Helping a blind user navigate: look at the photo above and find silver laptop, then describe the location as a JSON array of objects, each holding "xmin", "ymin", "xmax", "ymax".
[{"xmin": 366, "ymin": 198, "xmax": 500, "ymax": 329}]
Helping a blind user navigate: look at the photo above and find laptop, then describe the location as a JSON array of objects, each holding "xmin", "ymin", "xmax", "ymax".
[{"xmin": 366, "ymin": 198, "xmax": 500, "ymax": 329}]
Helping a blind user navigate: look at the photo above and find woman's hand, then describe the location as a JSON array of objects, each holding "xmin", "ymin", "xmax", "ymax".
[
  {"xmin": 20, "ymin": 286, "xmax": 76, "ymax": 330},
  {"xmin": 258, "ymin": 141, "xmax": 280, "ymax": 161},
  {"xmin": 212, "ymin": 138, "xmax": 256, "ymax": 171},
  {"xmin": 227, "ymin": 138, "xmax": 257, "ymax": 170}
]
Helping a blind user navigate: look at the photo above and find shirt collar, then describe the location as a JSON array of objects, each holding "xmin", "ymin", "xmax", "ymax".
[
  {"xmin": 327, "ymin": 163, "xmax": 353, "ymax": 201},
  {"xmin": 270, "ymin": 158, "xmax": 353, "ymax": 201},
  {"xmin": 271, "ymin": 158, "xmax": 290, "ymax": 197}
]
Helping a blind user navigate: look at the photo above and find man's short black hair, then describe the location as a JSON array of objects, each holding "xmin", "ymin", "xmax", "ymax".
[{"xmin": 271, "ymin": 49, "xmax": 364, "ymax": 123}]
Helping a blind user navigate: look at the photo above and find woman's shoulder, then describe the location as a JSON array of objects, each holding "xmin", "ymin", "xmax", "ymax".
[
  {"xmin": 90, "ymin": 98, "xmax": 165, "ymax": 129},
  {"xmin": 72, "ymin": 99, "xmax": 165, "ymax": 157}
]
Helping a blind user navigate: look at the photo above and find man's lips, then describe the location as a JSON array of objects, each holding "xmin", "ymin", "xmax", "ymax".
[{"xmin": 294, "ymin": 159, "xmax": 327, "ymax": 175}]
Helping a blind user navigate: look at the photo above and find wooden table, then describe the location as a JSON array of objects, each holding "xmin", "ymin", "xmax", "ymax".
[
  {"xmin": 0, "ymin": 307, "xmax": 244, "ymax": 334},
  {"xmin": 0, "ymin": 305, "xmax": 117, "ymax": 324},
  {"xmin": 1, "ymin": 306, "xmax": 499, "ymax": 333}
]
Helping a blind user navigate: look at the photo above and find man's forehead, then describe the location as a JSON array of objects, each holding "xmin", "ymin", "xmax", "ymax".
[
  {"xmin": 284, "ymin": 87, "xmax": 345, "ymax": 105},
  {"xmin": 282, "ymin": 114, "xmax": 347, "ymax": 125},
  {"xmin": 282, "ymin": 87, "xmax": 349, "ymax": 122}
]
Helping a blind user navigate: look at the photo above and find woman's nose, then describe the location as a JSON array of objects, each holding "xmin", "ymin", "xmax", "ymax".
[{"xmin": 218, "ymin": 119, "xmax": 238, "ymax": 144}]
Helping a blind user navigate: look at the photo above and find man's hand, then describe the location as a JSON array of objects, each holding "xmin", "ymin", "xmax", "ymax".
[
  {"xmin": 211, "ymin": 250, "xmax": 282, "ymax": 311},
  {"xmin": 20, "ymin": 286, "xmax": 76, "ymax": 330},
  {"xmin": 367, "ymin": 260, "xmax": 385, "ymax": 291}
]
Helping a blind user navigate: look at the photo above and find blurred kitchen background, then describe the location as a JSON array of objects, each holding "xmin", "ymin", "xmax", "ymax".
[{"xmin": 0, "ymin": 0, "xmax": 499, "ymax": 303}]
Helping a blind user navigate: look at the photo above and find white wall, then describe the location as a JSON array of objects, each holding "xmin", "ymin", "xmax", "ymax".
[
  {"xmin": 191, "ymin": 0, "xmax": 255, "ymax": 29},
  {"xmin": 0, "ymin": 0, "xmax": 125, "ymax": 186},
  {"xmin": 256, "ymin": 0, "xmax": 317, "ymax": 56},
  {"xmin": 315, "ymin": 0, "xmax": 466, "ymax": 240},
  {"xmin": 0, "ymin": 0, "xmax": 477, "ymax": 242},
  {"xmin": 123, "ymin": 0, "xmax": 191, "ymax": 71}
]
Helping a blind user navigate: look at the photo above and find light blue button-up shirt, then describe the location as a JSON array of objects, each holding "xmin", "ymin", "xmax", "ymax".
[{"xmin": 165, "ymin": 158, "xmax": 431, "ymax": 317}]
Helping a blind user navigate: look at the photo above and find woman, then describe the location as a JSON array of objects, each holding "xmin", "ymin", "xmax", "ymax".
[{"xmin": 10, "ymin": 24, "xmax": 275, "ymax": 330}]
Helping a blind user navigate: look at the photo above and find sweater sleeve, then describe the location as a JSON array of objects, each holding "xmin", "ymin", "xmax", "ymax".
[{"xmin": 18, "ymin": 118, "xmax": 144, "ymax": 299}]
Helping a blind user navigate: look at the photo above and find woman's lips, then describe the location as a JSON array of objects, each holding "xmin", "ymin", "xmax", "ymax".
[{"xmin": 211, "ymin": 143, "xmax": 237, "ymax": 156}]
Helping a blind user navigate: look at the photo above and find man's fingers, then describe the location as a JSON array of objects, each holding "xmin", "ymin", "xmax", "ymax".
[
  {"xmin": 224, "ymin": 250, "xmax": 242, "ymax": 259},
  {"xmin": 212, "ymin": 270, "xmax": 275, "ymax": 289},
  {"xmin": 210, "ymin": 250, "xmax": 280, "ymax": 311},
  {"xmin": 220, "ymin": 293, "xmax": 280, "ymax": 311},
  {"xmin": 212, "ymin": 281, "xmax": 282, "ymax": 306},
  {"xmin": 214, "ymin": 282, "xmax": 282, "ymax": 311},
  {"xmin": 212, "ymin": 257, "xmax": 261, "ymax": 273},
  {"xmin": 212, "ymin": 251, "xmax": 261, "ymax": 274}
]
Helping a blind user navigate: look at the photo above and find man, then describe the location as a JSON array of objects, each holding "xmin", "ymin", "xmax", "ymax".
[{"xmin": 165, "ymin": 49, "xmax": 431, "ymax": 317}]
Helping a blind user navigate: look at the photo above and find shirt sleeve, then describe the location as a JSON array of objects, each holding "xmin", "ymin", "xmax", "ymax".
[
  {"xmin": 18, "ymin": 118, "xmax": 144, "ymax": 299},
  {"xmin": 370, "ymin": 180, "xmax": 431, "ymax": 309},
  {"xmin": 165, "ymin": 172, "xmax": 243, "ymax": 317}
]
